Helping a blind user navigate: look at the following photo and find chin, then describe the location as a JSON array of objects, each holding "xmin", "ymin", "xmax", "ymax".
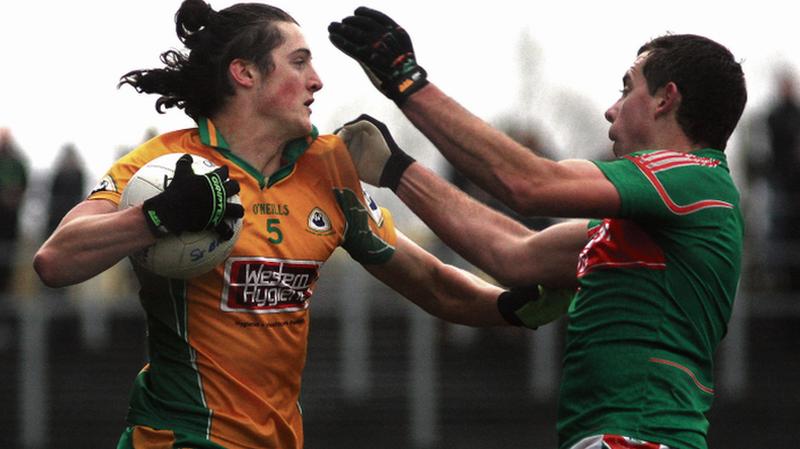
[
  {"xmin": 287, "ymin": 121, "xmax": 313, "ymax": 139},
  {"xmin": 611, "ymin": 141, "xmax": 638, "ymax": 158},
  {"xmin": 610, "ymin": 142, "xmax": 623, "ymax": 157},
  {"xmin": 298, "ymin": 117, "xmax": 313, "ymax": 134}
]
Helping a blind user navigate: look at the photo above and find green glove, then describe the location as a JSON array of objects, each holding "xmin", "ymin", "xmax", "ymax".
[
  {"xmin": 497, "ymin": 285, "xmax": 574, "ymax": 329},
  {"xmin": 142, "ymin": 154, "xmax": 244, "ymax": 240},
  {"xmin": 328, "ymin": 7, "xmax": 428, "ymax": 105},
  {"xmin": 336, "ymin": 114, "xmax": 415, "ymax": 191}
]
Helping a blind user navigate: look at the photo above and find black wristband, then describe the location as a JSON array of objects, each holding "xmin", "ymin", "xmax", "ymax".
[
  {"xmin": 391, "ymin": 71, "xmax": 428, "ymax": 107},
  {"xmin": 497, "ymin": 286, "xmax": 541, "ymax": 327},
  {"xmin": 497, "ymin": 291, "xmax": 524, "ymax": 326},
  {"xmin": 380, "ymin": 151, "xmax": 416, "ymax": 191}
]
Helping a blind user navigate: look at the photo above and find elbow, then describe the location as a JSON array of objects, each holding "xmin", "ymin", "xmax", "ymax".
[
  {"xmin": 33, "ymin": 249, "xmax": 70, "ymax": 288},
  {"xmin": 486, "ymin": 260, "xmax": 546, "ymax": 289},
  {"xmin": 490, "ymin": 271, "xmax": 532, "ymax": 289}
]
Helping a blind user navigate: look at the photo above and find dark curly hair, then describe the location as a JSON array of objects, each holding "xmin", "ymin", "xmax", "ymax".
[
  {"xmin": 638, "ymin": 34, "xmax": 747, "ymax": 151},
  {"xmin": 119, "ymin": 0, "xmax": 297, "ymax": 120}
]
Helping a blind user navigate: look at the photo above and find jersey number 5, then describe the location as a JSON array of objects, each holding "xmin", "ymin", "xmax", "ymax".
[{"xmin": 266, "ymin": 218, "xmax": 283, "ymax": 244}]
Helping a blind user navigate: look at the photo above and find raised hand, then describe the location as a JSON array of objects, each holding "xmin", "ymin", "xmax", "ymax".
[
  {"xmin": 336, "ymin": 114, "xmax": 415, "ymax": 190},
  {"xmin": 329, "ymin": 7, "xmax": 428, "ymax": 105}
]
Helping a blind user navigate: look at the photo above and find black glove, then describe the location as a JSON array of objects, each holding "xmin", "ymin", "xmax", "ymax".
[
  {"xmin": 336, "ymin": 114, "xmax": 415, "ymax": 191},
  {"xmin": 497, "ymin": 284, "xmax": 574, "ymax": 329},
  {"xmin": 329, "ymin": 6, "xmax": 428, "ymax": 105},
  {"xmin": 142, "ymin": 154, "xmax": 244, "ymax": 240}
]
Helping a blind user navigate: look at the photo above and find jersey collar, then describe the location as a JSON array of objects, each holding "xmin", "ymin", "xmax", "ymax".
[{"xmin": 197, "ymin": 117, "xmax": 319, "ymax": 188}]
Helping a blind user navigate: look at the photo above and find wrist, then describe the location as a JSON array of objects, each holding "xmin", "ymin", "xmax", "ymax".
[
  {"xmin": 497, "ymin": 285, "xmax": 542, "ymax": 328},
  {"xmin": 141, "ymin": 199, "xmax": 169, "ymax": 237},
  {"xmin": 497, "ymin": 291, "xmax": 525, "ymax": 326},
  {"xmin": 392, "ymin": 74, "xmax": 429, "ymax": 107},
  {"xmin": 380, "ymin": 150, "xmax": 416, "ymax": 191}
]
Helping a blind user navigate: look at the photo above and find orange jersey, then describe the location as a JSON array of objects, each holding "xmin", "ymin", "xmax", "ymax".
[{"xmin": 91, "ymin": 119, "xmax": 397, "ymax": 449}]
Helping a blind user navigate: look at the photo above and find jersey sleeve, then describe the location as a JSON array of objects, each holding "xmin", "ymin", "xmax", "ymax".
[
  {"xmin": 88, "ymin": 144, "xmax": 170, "ymax": 206},
  {"xmin": 326, "ymin": 135, "xmax": 397, "ymax": 265},
  {"xmin": 593, "ymin": 150, "xmax": 737, "ymax": 224}
]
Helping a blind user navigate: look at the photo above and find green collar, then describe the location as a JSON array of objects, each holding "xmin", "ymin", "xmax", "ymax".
[{"xmin": 197, "ymin": 117, "xmax": 319, "ymax": 188}]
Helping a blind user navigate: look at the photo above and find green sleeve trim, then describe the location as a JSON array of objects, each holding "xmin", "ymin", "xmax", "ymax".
[{"xmin": 333, "ymin": 188, "xmax": 395, "ymax": 265}]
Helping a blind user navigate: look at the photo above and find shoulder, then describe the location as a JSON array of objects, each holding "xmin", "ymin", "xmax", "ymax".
[
  {"xmin": 303, "ymin": 133, "xmax": 358, "ymax": 176},
  {"xmin": 89, "ymin": 128, "xmax": 203, "ymax": 199},
  {"xmin": 600, "ymin": 149, "xmax": 734, "ymax": 189},
  {"xmin": 597, "ymin": 149, "xmax": 739, "ymax": 219},
  {"xmin": 306, "ymin": 133, "xmax": 347, "ymax": 157}
]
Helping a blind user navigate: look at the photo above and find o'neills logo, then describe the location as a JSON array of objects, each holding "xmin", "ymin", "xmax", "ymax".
[{"xmin": 221, "ymin": 257, "xmax": 322, "ymax": 313}]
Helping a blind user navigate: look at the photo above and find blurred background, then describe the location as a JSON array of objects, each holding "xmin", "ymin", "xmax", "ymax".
[{"xmin": 1, "ymin": 0, "xmax": 799, "ymax": 448}]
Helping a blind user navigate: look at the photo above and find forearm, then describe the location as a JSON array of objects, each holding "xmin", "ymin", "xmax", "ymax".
[
  {"xmin": 410, "ymin": 261, "xmax": 505, "ymax": 327},
  {"xmin": 367, "ymin": 233, "xmax": 506, "ymax": 327},
  {"xmin": 396, "ymin": 163, "xmax": 536, "ymax": 285},
  {"xmin": 402, "ymin": 84, "xmax": 553, "ymax": 213},
  {"xmin": 34, "ymin": 201, "xmax": 156, "ymax": 287}
]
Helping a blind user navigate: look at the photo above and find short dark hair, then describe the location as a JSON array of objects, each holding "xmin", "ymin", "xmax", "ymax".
[
  {"xmin": 119, "ymin": 0, "xmax": 297, "ymax": 120},
  {"xmin": 638, "ymin": 34, "xmax": 747, "ymax": 151}
]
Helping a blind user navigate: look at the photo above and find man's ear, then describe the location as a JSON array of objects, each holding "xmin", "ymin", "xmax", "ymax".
[
  {"xmin": 228, "ymin": 58, "xmax": 257, "ymax": 88},
  {"xmin": 655, "ymin": 81, "xmax": 681, "ymax": 118}
]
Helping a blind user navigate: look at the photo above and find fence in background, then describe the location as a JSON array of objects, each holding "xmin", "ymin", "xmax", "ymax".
[{"xmin": 2, "ymin": 251, "xmax": 799, "ymax": 449}]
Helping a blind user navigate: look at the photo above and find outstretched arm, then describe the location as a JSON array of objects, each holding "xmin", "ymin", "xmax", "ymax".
[
  {"xmin": 365, "ymin": 231, "xmax": 506, "ymax": 327},
  {"xmin": 366, "ymin": 229, "xmax": 578, "ymax": 329},
  {"xmin": 402, "ymin": 84, "xmax": 620, "ymax": 218},
  {"xmin": 330, "ymin": 7, "xmax": 620, "ymax": 218},
  {"xmin": 337, "ymin": 115, "xmax": 586, "ymax": 288},
  {"xmin": 397, "ymin": 162, "xmax": 587, "ymax": 288}
]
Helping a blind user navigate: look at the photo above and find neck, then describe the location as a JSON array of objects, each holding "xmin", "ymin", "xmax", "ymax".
[
  {"xmin": 211, "ymin": 111, "xmax": 289, "ymax": 176},
  {"xmin": 651, "ymin": 117, "xmax": 705, "ymax": 153}
]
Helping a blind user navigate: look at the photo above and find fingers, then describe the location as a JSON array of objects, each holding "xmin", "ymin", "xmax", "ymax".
[
  {"xmin": 338, "ymin": 115, "xmax": 391, "ymax": 147},
  {"xmin": 214, "ymin": 222, "xmax": 235, "ymax": 241},
  {"xmin": 342, "ymin": 15, "xmax": 385, "ymax": 34},
  {"xmin": 209, "ymin": 165, "xmax": 242, "ymax": 198},
  {"xmin": 329, "ymin": 14, "xmax": 386, "ymax": 49},
  {"xmin": 356, "ymin": 114, "xmax": 386, "ymax": 129},
  {"xmin": 328, "ymin": 32, "xmax": 361, "ymax": 58},
  {"xmin": 174, "ymin": 153, "xmax": 195, "ymax": 178},
  {"xmin": 212, "ymin": 165, "xmax": 229, "ymax": 180},
  {"xmin": 215, "ymin": 201, "xmax": 244, "ymax": 241},
  {"xmin": 354, "ymin": 6, "xmax": 398, "ymax": 27},
  {"xmin": 212, "ymin": 201, "xmax": 243, "ymax": 242},
  {"xmin": 225, "ymin": 203, "xmax": 245, "ymax": 219},
  {"xmin": 223, "ymin": 179, "xmax": 240, "ymax": 196},
  {"xmin": 335, "ymin": 125, "xmax": 350, "ymax": 142},
  {"xmin": 356, "ymin": 115, "xmax": 400, "ymax": 149},
  {"xmin": 329, "ymin": 21, "xmax": 366, "ymax": 44},
  {"xmin": 341, "ymin": 113, "xmax": 377, "ymax": 128}
]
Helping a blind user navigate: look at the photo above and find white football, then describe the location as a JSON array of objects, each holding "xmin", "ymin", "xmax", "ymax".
[{"xmin": 119, "ymin": 153, "xmax": 242, "ymax": 279}]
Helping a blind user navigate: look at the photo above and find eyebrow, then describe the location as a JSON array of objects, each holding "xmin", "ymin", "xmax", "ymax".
[
  {"xmin": 291, "ymin": 48, "xmax": 311, "ymax": 58},
  {"xmin": 622, "ymin": 73, "xmax": 631, "ymax": 85}
]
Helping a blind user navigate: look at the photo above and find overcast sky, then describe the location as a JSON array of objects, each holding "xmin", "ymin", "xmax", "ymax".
[{"xmin": 2, "ymin": 0, "xmax": 798, "ymax": 179}]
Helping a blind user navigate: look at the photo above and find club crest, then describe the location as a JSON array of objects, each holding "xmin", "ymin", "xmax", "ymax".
[{"xmin": 307, "ymin": 207, "xmax": 332, "ymax": 234}]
